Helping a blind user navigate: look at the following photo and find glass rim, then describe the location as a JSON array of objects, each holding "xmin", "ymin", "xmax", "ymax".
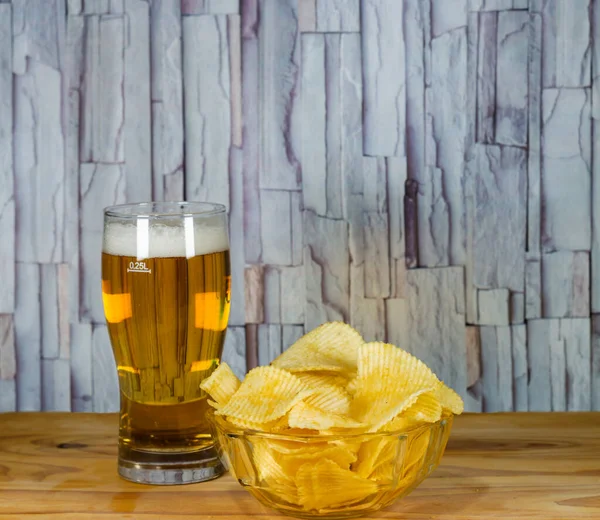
[
  {"xmin": 104, "ymin": 201, "xmax": 227, "ymax": 219},
  {"xmin": 208, "ymin": 409, "xmax": 452, "ymax": 442}
]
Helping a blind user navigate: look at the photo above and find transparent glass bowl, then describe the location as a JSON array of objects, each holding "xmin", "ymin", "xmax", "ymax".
[{"xmin": 208, "ymin": 411, "xmax": 454, "ymax": 519}]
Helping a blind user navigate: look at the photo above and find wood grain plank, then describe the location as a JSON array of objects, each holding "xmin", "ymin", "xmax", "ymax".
[
  {"xmin": 361, "ymin": 0, "xmax": 405, "ymax": 157},
  {"xmin": 406, "ymin": 267, "xmax": 467, "ymax": 397},
  {"xmin": 2, "ymin": 413, "xmax": 600, "ymax": 518},
  {"xmin": 183, "ymin": 15, "xmax": 230, "ymax": 207},
  {"xmin": 92, "ymin": 324, "xmax": 119, "ymax": 413},
  {"xmin": 80, "ymin": 164, "xmax": 126, "ymax": 323},
  {"xmin": 150, "ymin": 0, "xmax": 184, "ymax": 201},
  {"xmin": 258, "ymin": 0, "xmax": 301, "ymax": 191},
  {"xmin": 0, "ymin": 4, "xmax": 13, "ymax": 314},
  {"xmin": 70, "ymin": 322, "xmax": 93, "ymax": 412},
  {"xmin": 14, "ymin": 263, "xmax": 41, "ymax": 411}
]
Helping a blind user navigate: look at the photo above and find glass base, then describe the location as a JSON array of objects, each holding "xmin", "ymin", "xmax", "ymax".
[{"xmin": 118, "ymin": 444, "xmax": 225, "ymax": 485}]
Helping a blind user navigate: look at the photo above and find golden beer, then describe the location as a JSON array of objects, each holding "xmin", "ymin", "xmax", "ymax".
[{"xmin": 102, "ymin": 202, "xmax": 230, "ymax": 484}]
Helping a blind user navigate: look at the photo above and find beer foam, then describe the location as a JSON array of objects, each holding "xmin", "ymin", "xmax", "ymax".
[{"xmin": 103, "ymin": 221, "xmax": 229, "ymax": 258}]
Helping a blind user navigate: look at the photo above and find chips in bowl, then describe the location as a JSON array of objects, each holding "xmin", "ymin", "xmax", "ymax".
[{"xmin": 201, "ymin": 322, "xmax": 463, "ymax": 517}]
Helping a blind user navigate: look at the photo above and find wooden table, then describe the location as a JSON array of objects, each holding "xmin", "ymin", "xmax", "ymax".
[{"xmin": 0, "ymin": 413, "xmax": 599, "ymax": 519}]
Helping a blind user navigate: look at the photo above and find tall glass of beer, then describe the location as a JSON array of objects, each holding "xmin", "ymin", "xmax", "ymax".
[{"xmin": 101, "ymin": 202, "xmax": 230, "ymax": 484}]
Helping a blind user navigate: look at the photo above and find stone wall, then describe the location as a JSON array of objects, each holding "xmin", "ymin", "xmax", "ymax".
[{"xmin": 0, "ymin": 0, "xmax": 598, "ymax": 413}]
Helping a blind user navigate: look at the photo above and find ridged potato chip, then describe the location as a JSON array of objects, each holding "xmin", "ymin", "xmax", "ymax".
[
  {"xmin": 296, "ymin": 459, "xmax": 379, "ymax": 511},
  {"xmin": 279, "ymin": 445, "xmax": 357, "ymax": 477},
  {"xmin": 227, "ymin": 415, "xmax": 288, "ymax": 432},
  {"xmin": 271, "ymin": 322, "xmax": 363, "ymax": 373},
  {"xmin": 217, "ymin": 366, "xmax": 312, "ymax": 423},
  {"xmin": 295, "ymin": 371, "xmax": 350, "ymax": 390},
  {"xmin": 353, "ymin": 436, "xmax": 399, "ymax": 478},
  {"xmin": 350, "ymin": 343, "xmax": 440, "ymax": 430},
  {"xmin": 253, "ymin": 439, "xmax": 292, "ymax": 484},
  {"xmin": 435, "ymin": 382, "xmax": 464, "ymax": 415},
  {"xmin": 304, "ymin": 384, "xmax": 351, "ymax": 415},
  {"xmin": 199, "ymin": 362, "xmax": 241, "ymax": 406},
  {"xmin": 403, "ymin": 391, "xmax": 442, "ymax": 423},
  {"xmin": 288, "ymin": 401, "xmax": 364, "ymax": 431}
]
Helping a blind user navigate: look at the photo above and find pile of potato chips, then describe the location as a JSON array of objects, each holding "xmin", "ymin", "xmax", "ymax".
[{"xmin": 202, "ymin": 322, "xmax": 463, "ymax": 514}]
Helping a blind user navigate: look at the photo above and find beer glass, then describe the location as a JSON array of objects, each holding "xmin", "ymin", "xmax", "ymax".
[{"xmin": 101, "ymin": 202, "xmax": 230, "ymax": 484}]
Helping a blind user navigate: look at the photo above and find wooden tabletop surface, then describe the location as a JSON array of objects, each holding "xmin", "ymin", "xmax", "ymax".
[{"xmin": 0, "ymin": 412, "xmax": 599, "ymax": 519}]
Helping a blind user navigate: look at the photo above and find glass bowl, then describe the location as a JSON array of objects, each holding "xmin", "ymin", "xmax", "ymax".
[{"xmin": 208, "ymin": 410, "xmax": 454, "ymax": 519}]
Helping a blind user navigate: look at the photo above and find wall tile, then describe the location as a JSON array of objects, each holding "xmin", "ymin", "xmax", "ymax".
[
  {"xmin": 258, "ymin": 324, "xmax": 281, "ymax": 366},
  {"xmin": 41, "ymin": 264, "xmax": 70, "ymax": 360},
  {"xmin": 0, "ymin": 315, "xmax": 16, "ymax": 412},
  {"xmin": 222, "ymin": 327, "xmax": 246, "ymax": 380},
  {"xmin": 70, "ymin": 322, "xmax": 92, "ymax": 412},
  {"xmin": 282, "ymin": 325, "xmax": 304, "ymax": 351},
  {"xmin": 361, "ymin": 0, "xmax": 405, "ymax": 157},
  {"xmin": 81, "ymin": 14, "xmax": 124, "ymax": 163},
  {"xmin": 351, "ymin": 265, "xmax": 385, "ymax": 343},
  {"xmin": 592, "ymin": 315, "xmax": 600, "ymax": 411},
  {"xmin": 0, "ymin": 5, "xmax": 13, "ymax": 314},
  {"xmin": 481, "ymin": 326, "xmax": 513, "ymax": 412},
  {"xmin": 315, "ymin": 0, "xmax": 359, "ymax": 32},
  {"xmin": 92, "ymin": 324, "xmax": 119, "ymax": 412},
  {"xmin": 80, "ymin": 164, "xmax": 126, "ymax": 323},
  {"xmin": 258, "ymin": 0, "xmax": 301, "ymax": 191},
  {"xmin": 124, "ymin": 0, "xmax": 152, "ymax": 202},
  {"xmin": 181, "ymin": 0, "xmax": 239, "ymax": 14},
  {"xmin": 42, "ymin": 359, "xmax": 71, "ymax": 411},
  {"xmin": 476, "ymin": 12, "xmax": 496, "ymax": 144},
  {"xmin": 478, "ymin": 289, "xmax": 510, "ymax": 326},
  {"xmin": 542, "ymin": 88, "xmax": 591, "ymax": 252},
  {"xmin": 280, "ymin": 266, "xmax": 305, "ymax": 324},
  {"xmin": 495, "ymin": 11, "xmax": 528, "ymax": 147},
  {"xmin": 183, "ymin": 15, "xmax": 231, "ymax": 207},
  {"xmin": 150, "ymin": 0, "xmax": 184, "ymax": 201},
  {"xmin": 260, "ymin": 190, "xmax": 292, "ymax": 265},
  {"xmin": 542, "ymin": 251, "xmax": 590, "ymax": 318},
  {"xmin": 512, "ymin": 324, "xmax": 527, "ymax": 411},
  {"xmin": 14, "ymin": 263, "xmax": 41, "ymax": 411},
  {"xmin": 228, "ymin": 148, "xmax": 246, "ymax": 326},
  {"xmin": 406, "ymin": 267, "xmax": 467, "ymax": 397},
  {"xmin": 244, "ymin": 265, "xmax": 264, "ymax": 324}
]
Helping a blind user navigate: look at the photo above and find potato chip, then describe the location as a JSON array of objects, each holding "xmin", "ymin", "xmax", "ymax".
[
  {"xmin": 403, "ymin": 391, "xmax": 442, "ymax": 423},
  {"xmin": 226, "ymin": 415, "xmax": 288, "ymax": 432},
  {"xmin": 253, "ymin": 439, "xmax": 292, "ymax": 484},
  {"xmin": 288, "ymin": 401, "xmax": 365, "ymax": 431},
  {"xmin": 350, "ymin": 343, "xmax": 440, "ymax": 430},
  {"xmin": 207, "ymin": 399, "xmax": 220, "ymax": 409},
  {"xmin": 434, "ymin": 382, "xmax": 464, "ymax": 414},
  {"xmin": 279, "ymin": 445, "xmax": 357, "ymax": 477},
  {"xmin": 353, "ymin": 436, "xmax": 399, "ymax": 478},
  {"xmin": 296, "ymin": 459, "xmax": 379, "ymax": 511},
  {"xmin": 199, "ymin": 362, "xmax": 241, "ymax": 406},
  {"xmin": 264, "ymin": 481, "xmax": 302, "ymax": 506},
  {"xmin": 217, "ymin": 366, "xmax": 312, "ymax": 423},
  {"xmin": 304, "ymin": 384, "xmax": 351, "ymax": 415},
  {"xmin": 271, "ymin": 322, "xmax": 363, "ymax": 373},
  {"xmin": 295, "ymin": 371, "xmax": 350, "ymax": 390}
]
